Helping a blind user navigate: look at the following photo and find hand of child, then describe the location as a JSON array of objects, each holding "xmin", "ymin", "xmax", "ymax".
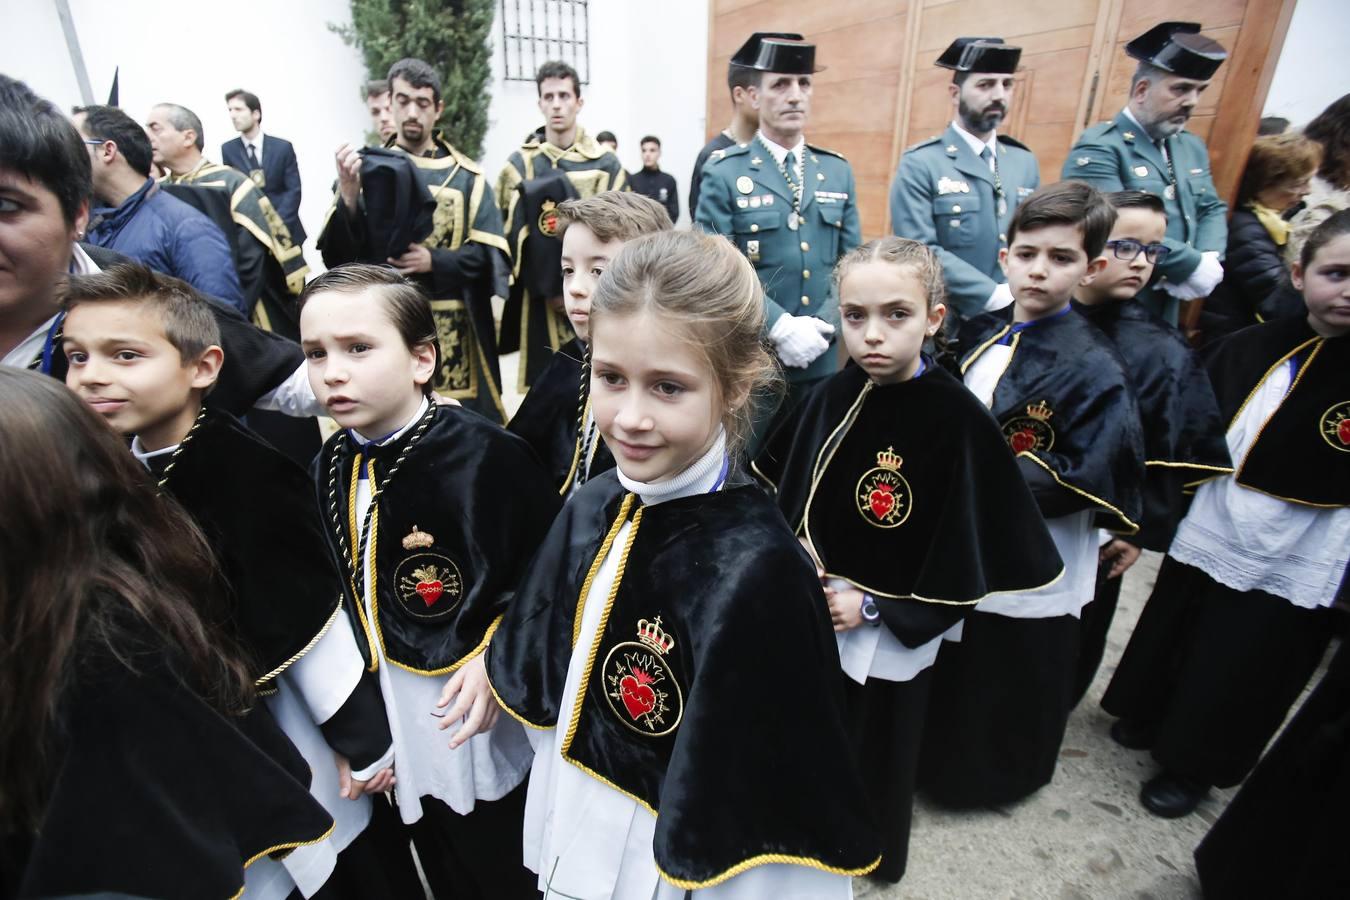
[
  {"xmin": 770, "ymin": 314, "xmax": 832, "ymax": 368},
  {"xmin": 335, "ymin": 143, "xmax": 363, "ymax": 212},
  {"xmin": 825, "ymin": 585, "xmax": 866, "ymax": 633},
  {"xmin": 435, "ymin": 655, "xmax": 501, "ymax": 750},
  {"xmin": 1099, "ymin": 538, "xmax": 1142, "ymax": 579},
  {"xmin": 335, "ymin": 752, "xmax": 395, "ymax": 800}
]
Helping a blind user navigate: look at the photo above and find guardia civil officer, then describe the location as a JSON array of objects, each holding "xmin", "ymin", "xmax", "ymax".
[
  {"xmin": 1064, "ymin": 22, "xmax": 1229, "ymax": 325},
  {"xmin": 889, "ymin": 38, "xmax": 1039, "ymax": 332},
  {"xmin": 696, "ymin": 35, "xmax": 861, "ymax": 439}
]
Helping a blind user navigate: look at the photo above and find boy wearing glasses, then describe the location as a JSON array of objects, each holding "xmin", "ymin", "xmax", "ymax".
[{"xmin": 1070, "ymin": 190, "xmax": 1231, "ymax": 705}]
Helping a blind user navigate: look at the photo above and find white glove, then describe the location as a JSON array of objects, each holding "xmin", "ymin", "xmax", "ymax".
[
  {"xmin": 985, "ymin": 281, "xmax": 1015, "ymax": 311},
  {"xmin": 769, "ymin": 314, "xmax": 833, "ymax": 368},
  {"xmin": 1163, "ymin": 251, "xmax": 1224, "ymax": 300}
]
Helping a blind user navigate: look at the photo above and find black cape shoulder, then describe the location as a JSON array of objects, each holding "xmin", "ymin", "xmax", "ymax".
[
  {"xmin": 1203, "ymin": 317, "xmax": 1350, "ymax": 507},
  {"xmin": 161, "ymin": 408, "xmax": 341, "ymax": 686},
  {"xmin": 960, "ymin": 309, "xmax": 1146, "ymax": 531},
  {"xmin": 487, "ymin": 471, "xmax": 880, "ymax": 886},
  {"xmin": 755, "ymin": 363, "xmax": 1062, "ymax": 644},
  {"xmin": 319, "ymin": 403, "xmax": 561, "ymax": 674}
]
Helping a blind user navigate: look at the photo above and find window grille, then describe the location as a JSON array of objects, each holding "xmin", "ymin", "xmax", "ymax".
[{"xmin": 501, "ymin": 0, "xmax": 590, "ymax": 83}]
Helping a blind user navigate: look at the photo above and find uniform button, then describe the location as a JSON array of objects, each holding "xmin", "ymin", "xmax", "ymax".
[
  {"xmin": 800, "ymin": 241, "xmax": 810, "ymax": 251},
  {"xmin": 802, "ymin": 295, "xmax": 811, "ymax": 305},
  {"xmin": 952, "ymin": 205, "xmax": 962, "ymax": 213},
  {"xmin": 999, "ymin": 233, "xmax": 1007, "ymax": 242},
  {"xmin": 750, "ymin": 224, "xmax": 759, "ymax": 233},
  {"xmin": 803, "ymin": 269, "xmax": 811, "ymax": 279}
]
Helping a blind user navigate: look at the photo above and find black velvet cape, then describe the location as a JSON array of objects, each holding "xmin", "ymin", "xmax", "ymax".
[
  {"xmin": 1201, "ymin": 316, "xmax": 1350, "ymax": 507},
  {"xmin": 958, "ymin": 308, "xmax": 1146, "ymax": 531},
  {"xmin": 753, "ymin": 363, "xmax": 1063, "ymax": 646},
  {"xmin": 506, "ymin": 337, "xmax": 615, "ymax": 494},
  {"xmin": 486, "ymin": 471, "xmax": 881, "ymax": 888},
  {"xmin": 11, "ymin": 625, "xmax": 333, "ymax": 899},
  {"xmin": 160, "ymin": 409, "xmax": 342, "ymax": 688},
  {"xmin": 1075, "ymin": 299, "xmax": 1233, "ymax": 549},
  {"xmin": 317, "ymin": 404, "xmax": 561, "ymax": 674}
]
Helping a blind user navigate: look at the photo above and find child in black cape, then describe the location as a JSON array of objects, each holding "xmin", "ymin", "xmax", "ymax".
[
  {"xmin": 508, "ymin": 192, "xmax": 672, "ymax": 496},
  {"xmin": 301, "ymin": 264, "xmax": 560, "ymax": 899},
  {"xmin": 920, "ymin": 181, "xmax": 1145, "ymax": 808},
  {"xmin": 1101, "ymin": 209, "xmax": 1350, "ymax": 819},
  {"xmin": 0, "ymin": 368, "xmax": 332, "ymax": 900},
  {"xmin": 483, "ymin": 231, "xmax": 880, "ymax": 897},
  {"xmin": 1069, "ymin": 191, "xmax": 1232, "ymax": 705},
  {"xmin": 60, "ymin": 264, "xmax": 415, "ymax": 900},
  {"xmin": 753, "ymin": 237, "xmax": 1062, "ymax": 882}
]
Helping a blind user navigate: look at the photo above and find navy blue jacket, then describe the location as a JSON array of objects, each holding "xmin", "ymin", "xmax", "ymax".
[
  {"xmin": 223, "ymin": 134, "xmax": 305, "ymax": 243},
  {"xmin": 87, "ymin": 178, "xmax": 246, "ymax": 313}
]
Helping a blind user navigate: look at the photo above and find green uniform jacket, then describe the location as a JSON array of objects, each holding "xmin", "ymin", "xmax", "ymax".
[
  {"xmin": 695, "ymin": 138, "xmax": 861, "ymax": 383},
  {"xmin": 1064, "ymin": 111, "xmax": 1228, "ymax": 323},
  {"xmin": 889, "ymin": 125, "xmax": 1039, "ymax": 322}
]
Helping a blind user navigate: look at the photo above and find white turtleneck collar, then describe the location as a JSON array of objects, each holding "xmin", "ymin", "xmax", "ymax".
[
  {"xmin": 130, "ymin": 434, "xmax": 178, "ymax": 469},
  {"xmin": 616, "ymin": 428, "xmax": 728, "ymax": 506}
]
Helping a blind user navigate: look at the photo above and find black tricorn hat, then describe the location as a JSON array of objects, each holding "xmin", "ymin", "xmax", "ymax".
[
  {"xmin": 935, "ymin": 37, "xmax": 1021, "ymax": 74},
  {"xmin": 731, "ymin": 32, "xmax": 805, "ymax": 68},
  {"xmin": 1125, "ymin": 22, "xmax": 1227, "ymax": 80},
  {"xmin": 738, "ymin": 36, "xmax": 822, "ymax": 75}
]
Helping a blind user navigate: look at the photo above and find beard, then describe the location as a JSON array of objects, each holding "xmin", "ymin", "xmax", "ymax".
[
  {"xmin": 1146, "ymin": 111, "xmax": 1190, "ymax": 139},
  {"xmin": 400, "ymin": 120, "xmax": 425, "ymax": 143},
  {"xmin": 959, "ymin": 98, "xmax": 1006, "ymax": 134}
]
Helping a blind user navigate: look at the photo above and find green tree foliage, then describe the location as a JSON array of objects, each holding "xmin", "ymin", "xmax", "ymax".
[{"xmin": 333, "ymin": 0, "xmax": 495, "ymax": 158}]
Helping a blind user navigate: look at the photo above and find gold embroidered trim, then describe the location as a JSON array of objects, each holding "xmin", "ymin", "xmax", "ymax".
[
  {"xmin": 254, "ymin": 601, "xmax": 343, "ymax": 687},
  {"xmin": 1146, "ymin": 460, "xmax": 1234, "ymax": 473},
  {"xmin": 1234, "ymin": 338, "xmax": 1324, "ymax": 490},
  {"xmin": 345, "ymin": 458, "xmax": 379, "ymax": 672},
  {"xmin": 228, "ymin": 821, "xmax": 338, "ymax": 899},
  {"xmin": 959, "ymin": 324, "xmax": 1013, "ymax": 374},
  {"xmin": 1018, "ymin": 453, "xmax": 1140, "ymax": 534},
  {"xmin": 655, "ymin": 850, "xmax": 881, "ymax": 891},
  {"xmin": 571, "ymin": 494, "xmax": 636, "ymax": 647},
  {"xmin": 818, "ymin": 564, "xmax": 1066, "ymax": 606},
  {"xmin": 560, "ymin": 395, "xmax": 593, "ymax": 495},
  {"xmin": 1228, "ymin": 336, "xmax": 1321, "ymax": 429},
  {"xmin": 385, "ymin": 613, "xmax": 505, "ymax": 677}
]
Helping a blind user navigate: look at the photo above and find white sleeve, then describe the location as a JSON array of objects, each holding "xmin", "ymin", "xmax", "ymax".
[
  {"xmin": 254, "ymin": 361, "xmax": 326, "ymax": 418},
  {"xmin": 693, "ymin": 864, "xmax": 853, "ymax": 900},
  {"xmin": 286, "ymin": 609, "xmax": 365, "ymax": 725},
  {"xmin": 349, "ymin": 745, "xmax": 396, "ymax": 782}
]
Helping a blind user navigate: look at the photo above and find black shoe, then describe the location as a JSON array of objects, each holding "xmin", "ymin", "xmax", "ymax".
[
  {"xmin": 1109, "ymin": 718, "xmax": 1155, "ymax": 750},
  {"xmin": 1140, "ymin": 772, "xmax": 1210, "ymax": 818}
]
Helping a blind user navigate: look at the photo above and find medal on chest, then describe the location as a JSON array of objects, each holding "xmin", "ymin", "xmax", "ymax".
[
  {"xmin": 600, "ymin": 616, "xmax": 684, "ymax": 737},
  {"xmin": 855, "ymin": 446, "xmax": 913, "ymax": 528},
  {"xmin": 1322, "ymin": 401, "xmax": 1350, "ymax": 452},
  {"xmin": 1001, "ymin": 401, "xmax": 1056, "ymax": 454},
  {"xmin": 393, "ymin": 527, "xmax": 465, "ymax": 621}
]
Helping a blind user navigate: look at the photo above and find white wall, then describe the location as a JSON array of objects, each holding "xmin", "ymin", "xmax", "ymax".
[{"xmin": 1263, "ymin": 0, "xmax": 1350, "ymax": 128}]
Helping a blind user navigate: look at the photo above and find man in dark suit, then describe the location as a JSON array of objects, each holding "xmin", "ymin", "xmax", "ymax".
[{"xmin": 222, "ymin": 89, "xmax": 305, "ymax": 243}]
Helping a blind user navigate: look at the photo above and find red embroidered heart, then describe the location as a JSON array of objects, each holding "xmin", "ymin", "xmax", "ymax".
[
  {"xmin": 619, "ymin": 674, "xmax": 656, "ymax": 719},
  {"xmin": 415, "ymin": 580, "xmax": 443, "ymax": 607},
  {"xmin": 1339, "ymin": 419, "xmax": 1350, "ymax": 445},
  {"xmin": 869, "ymin": 484, "xmax": 895, "ymax": 519},
  {"xmin": 1010, "ymin": 429, "xmax": 1036, "ymax": 453}
]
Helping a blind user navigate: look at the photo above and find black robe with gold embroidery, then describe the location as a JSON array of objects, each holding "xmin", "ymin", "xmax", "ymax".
[
  {"xmin": 506, "ymin": 337, "xmax": 615, "ymax": 494},
  {"xmin": 1201, "ymin": 316, "xmax": 1350, "ymax": 507},
  {"xmin": 486, "ymin": 471, "xmax": 881, "ymax": 888},
  {"xmin": 495, "ymin": 127, "xmax": 627, "ymax": 391},
  {"xmin": 316, "ymin": 404, "xmax": 559, "ymax": 674},
  {"xmin": 1075, "ymin": 299, "xmax": 1232, "ymax": 549},
  {"xmin": 958, "ymin": 308, "xmax": 1146, "ymax": 531},
  {"xmin": 319, "ymin": 136, "xmax": 512, "ymax": 424},
  {"xmin": 754, "ymin": 362, "xmax": 1063, "ymax": 645}
]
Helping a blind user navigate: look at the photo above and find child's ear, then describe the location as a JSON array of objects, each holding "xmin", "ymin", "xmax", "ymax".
[
  {"xmin": 998, "ymin": 247, "xmax": 1010, "ymax": 276},
  {"xmin": 927, "ymin": 302, "xmax": 947, "ymax": 336},
  {"xmin": 411, "ymin": 341, "xmax": 437, "ymax": 388},
  {"xmin": 1080, "ymin": 255, "xmax": 1109, "ymax": 284},
  {"xmin": 190, "ymin": 345, "xmax": 224, "ymax": 391},
  {"xmin": 1291, "ymin": 261, "xmax": 1305, "ymax": 291}
]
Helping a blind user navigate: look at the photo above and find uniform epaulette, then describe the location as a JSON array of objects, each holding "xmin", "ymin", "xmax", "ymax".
[
  {"xmin": 903, "ymin": 136, "xmax": 942, "ymax": 154},
  {"xmin": 996, "ymin": 134, "xmax": 1032, "ymax": 151},
  {"xmin": 450, "ymin": 145, "xmax": 483, "ymax": 175},
  {"xmin": 807, "ymin": 143, "xmax": 847, "ymax": 161},
  {"xmin": 1079, "ymin": 119, "xmax": 1117, "ymax": 139},
  {"xmin": 707, "ymin": 143, "xmax": 751, "ymax": 166}
]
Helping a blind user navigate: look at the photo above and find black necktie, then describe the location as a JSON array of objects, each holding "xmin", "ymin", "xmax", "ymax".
[{"xmin": 246, "ymin": 143, "xmax": 260, "ymax": 170}]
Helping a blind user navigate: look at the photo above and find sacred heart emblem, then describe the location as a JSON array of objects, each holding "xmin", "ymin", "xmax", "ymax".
[
  {"xmin": 395, "ymin": 552, "xmax": 464, "ymax": 620},
  {"xmin": 1009, "ymin": 428, "xmax": 1037, "ymax": 454},
  {"xmin": 415, "ymin": 575, "xmax": 444, "ymax": 607},
  {"xmin": 619, "ymin": 671, "xmax": 658, "ymax": 719},
  {"xmin": 538, "ymin": 199, "xmax": 561, "ymax": 237},
  {"xmin": 1001, "ymin": 402, "xmax": 1056, "ymax": 454},
  {"xmin": 601, "ymin": 616, "xmax": 683, "ymax": 737},
  {"xmin": 1321, "ymin": 402, "xmax": 1350, "ymax": 452},
  {"xmin": 869, "ymin": 484, "xmax": 896, "ymax": 519},
  {"xmin": 855, "ymin": 447, "xmax": 912, "ymax": 529}
]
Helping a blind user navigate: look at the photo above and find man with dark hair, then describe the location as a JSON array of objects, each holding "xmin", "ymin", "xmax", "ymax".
[
  {"xmin": 595, "ymin": 130, "xmax": 618, "ymax": 152},
  {"xmin": 73, "ymin": 105, "xmax": 243, "ymax": 311},
  {"xmin": 319, "ymin": 56, "xmax": 512, "ymax": 424},
  {"xmin": 222, "ymin": 89, "xmax": 306, "ymax": 244},
  {"xmin": 629, "ymin": 135, "xmax": 679, "ymax": 223},
  {"xmin": 494, "ymin": 59, "xmax": 627, "ymax": 391},
  {"xmin": 689, "ymin": 32, "xmax": 778, "ymax": 219},
  {"xmin": 889, "ymin": 37, "xmax": 1040, "ymax": 335},
  {"xmin": 364, "ymin": 79, "xmax": 396, "ymax": 143},
  {"xmin": 1064, "ymin": 21, "xmax": 1230, "ymax": 326}
]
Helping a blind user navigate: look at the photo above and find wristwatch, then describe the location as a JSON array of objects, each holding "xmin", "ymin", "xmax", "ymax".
[{"xmin": 860, "ymin": 594, "xmax": 881, "ymax": 627}]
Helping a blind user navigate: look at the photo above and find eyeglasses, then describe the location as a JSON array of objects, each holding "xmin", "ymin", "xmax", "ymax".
[{"xmin": 1105, "ymin": 239, "xmax": 1171, "ymax": 264}]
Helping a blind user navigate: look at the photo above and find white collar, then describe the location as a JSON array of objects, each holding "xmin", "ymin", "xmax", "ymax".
[
  {"xmin": 757, "ymin": 132, "xmax": 806, "ymax": 166},
  {"xmin": 616, "ymin": 428, "xmax": 728, "ymax": 506},
  {"xmin": 244, "ymin": 131, "xmax": 265, "ymax": 152},
  {"xmin": 952, "ymin": 121, "xmax": 998, "ymax": 160},
  {"xmin": 131, "ymin": 434, "xmax": 179, "ymax": 468},
  {"xmin": 349, "ymin": 398, "xmax": 430, "ymax": 446}
]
